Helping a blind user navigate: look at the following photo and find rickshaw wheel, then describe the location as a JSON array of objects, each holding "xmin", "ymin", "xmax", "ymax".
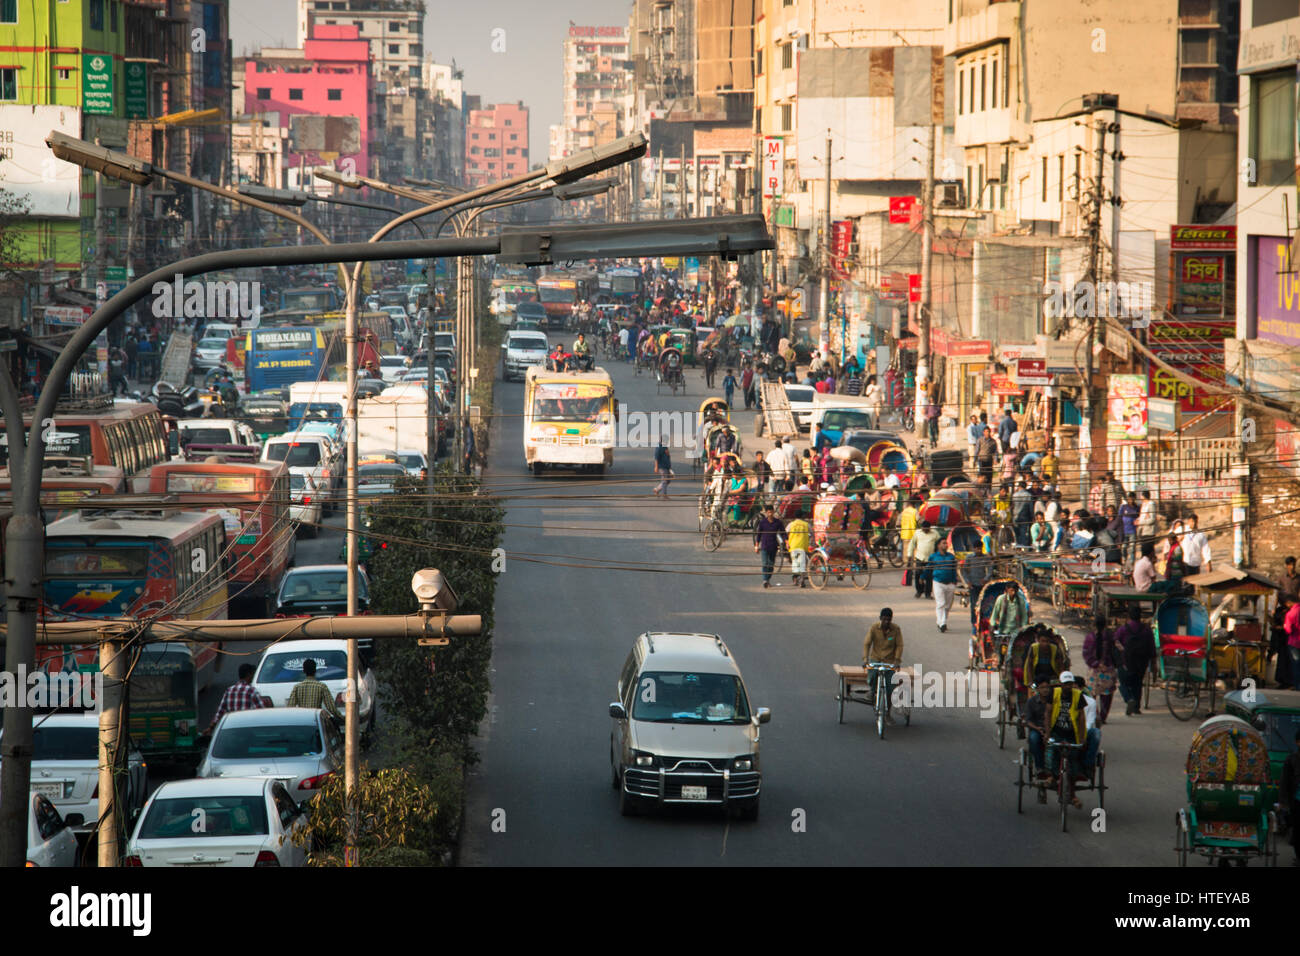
[
  {"xmin": 851, "ymin": 563, "xmax": 872, "ymax": 590},
  {"xmin": 808, "ymin": 554, "xmax": 829, "ymax": 589},
  {"xmin": 704, "ymin": 519, "xmax": 725, "ymax": 551},
  {"xmin": 1165, "ymin": 678, "xmax": 1200, "ymax": 721}
]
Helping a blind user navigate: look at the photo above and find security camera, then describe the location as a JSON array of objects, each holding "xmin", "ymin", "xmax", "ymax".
[{"xmin": 411, "ymin": 568, "xmax": 458, "ymax": 613}]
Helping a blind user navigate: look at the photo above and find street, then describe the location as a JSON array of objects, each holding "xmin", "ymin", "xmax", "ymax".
[{"xmin": 462, "ymin": 354, "xmax": 1195, "ymax": 866}]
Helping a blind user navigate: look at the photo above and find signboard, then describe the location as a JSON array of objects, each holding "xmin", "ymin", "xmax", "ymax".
[
  {"xmin": 1107, "ymin": 373, "xmax": 1148, "ymax": 444},
  {"xmin": 124, "ymin": 62, "xmax": 148, "ymax": 119},
  {"xmin": 82, "ymin": 53, "xmax": 115, "ymax": 115},
  {"xmin": 1253, "ymin": 236, "xmax": 1300, "ymax": 346},
  {"xmin": 888, "ymin": 196, "xmax": 917, "ymax": 224},
  {"xmin": 0, "ymin": 105, "xmax": 83, "ymax": 218},
  {"xmin": 831, "ymin": 220, "xmax": 853, "ymax": 280},
  {"xmin": 991, "ymin": 374, "xmax": 1021, "ymax": 396},
  {"xmin": 1148, "ymin": 396, "xmax": 1178, "ymax": 432},
  {"xmin": 907, "ymin": 273, "xmax": 921, "ymax": 304},
  {"xmin": 762, "ymin": 137, "xmax": 784, "ymax": 198},
  {"xmin": 1016, "ymin": 358, "xmax": 1049, "ymax": 386}
]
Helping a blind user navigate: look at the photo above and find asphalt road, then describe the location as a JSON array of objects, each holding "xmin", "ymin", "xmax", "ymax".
[{"xmin": 461, "ymin": 349, "xmax": 1199, "ymax": 866}]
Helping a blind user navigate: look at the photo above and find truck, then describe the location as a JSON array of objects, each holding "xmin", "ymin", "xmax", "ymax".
[{"xmin": 523, "ymin": 366, "xmax": 616, "ymax": 477}]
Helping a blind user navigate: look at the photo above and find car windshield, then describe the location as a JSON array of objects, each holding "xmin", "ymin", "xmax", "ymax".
[
  {"xmin": 212, "ymin": 723, "xmax": 323, "ymax": 759},
  {"xmin": 138, "ymin": 795, "xmax": 269, "ymax": 839},
  {"xmin": 265, "ymin": 443, "xmax": 322, "ymax": 467},
  {"xmin": 32, "ymin": 726, "xmax": 98, "ymax": 760},
  {"xmin": 822, "ymin": 411, "xmax": 872, "ymax": 431},
  {"xmin": 257, "ymin": 649, "xmax": 348, "ymax": 683},
  {"xmin": 632, "ymin": 672, "xmax": 751, "ymax": 723},
  {"xmin": 278, "ymin": 570, "xmax": 368, "ymax": 605}
]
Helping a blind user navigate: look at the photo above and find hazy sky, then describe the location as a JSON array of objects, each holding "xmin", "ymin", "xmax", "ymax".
[{"xmin": 228, "ymin": 0, "xmax": 631, "ymax": 163}]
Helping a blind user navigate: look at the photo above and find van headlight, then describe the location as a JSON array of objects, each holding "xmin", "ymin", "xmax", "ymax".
[
  {"xmin": 733, "ymin": 756, "xmax": 755, "ymax": 771},
  {"xmin": 633, "ymin": 751, "xmax": 657, "ymax": 768}
]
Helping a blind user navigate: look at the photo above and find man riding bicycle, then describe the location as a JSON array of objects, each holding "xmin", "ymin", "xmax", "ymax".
[{"xmin": 862, "ymin": 608, "xmax": 904, "ymax": 724}]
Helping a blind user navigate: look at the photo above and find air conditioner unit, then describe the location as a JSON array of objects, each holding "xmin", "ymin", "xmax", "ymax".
[{"xmin": 936, "ymin": 182, "xmax": 965, "ymax": 208}]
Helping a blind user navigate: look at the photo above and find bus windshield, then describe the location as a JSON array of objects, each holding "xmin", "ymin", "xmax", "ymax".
[{"xmin": 532, "ymin": 396, "xmax": 608, "ymax": 422}]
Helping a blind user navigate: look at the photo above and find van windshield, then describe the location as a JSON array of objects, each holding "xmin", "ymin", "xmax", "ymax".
[{"xmin": 631, "ymin": 671, "xmax": 751, "ymax": 724}]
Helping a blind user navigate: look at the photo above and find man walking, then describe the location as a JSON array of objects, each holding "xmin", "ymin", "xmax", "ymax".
[
  {"xmin": 753, "ymin": 505, "xmax": 785, "ymax": 589},
  {"xmin": 205, "ymin": 663, "xmax": 265, "ymax": 735},
  {"xmin": 928, "ymin": 537, "xmax": 959, "ymax": 632},
  {"xmin": 653, "ymin": 438, "xmax": 673, "ymax": 497}
]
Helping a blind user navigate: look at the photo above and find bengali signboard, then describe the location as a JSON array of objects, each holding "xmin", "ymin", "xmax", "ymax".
[
  {"xmin": 1254, "ymin": 235, "xmax": 1300, "ymax": 346},
  {"xmin": 1107, "ymin": 373, "xmax": 1148, "ymax": 444}
]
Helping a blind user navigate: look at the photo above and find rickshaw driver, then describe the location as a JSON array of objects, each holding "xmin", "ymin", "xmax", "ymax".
[{"xmin": 863, "ymin": 608, "xmax": 904, "ymax": 724}]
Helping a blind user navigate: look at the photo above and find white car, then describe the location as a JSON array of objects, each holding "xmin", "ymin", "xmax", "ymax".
[
  {"xmin": 378, "ymin": 354, "xmax": 408, "ymax": 384},
  {"xmin": 251, "ymin": 638, "xmax": 377, "ymax": 734},
  {"xmin": 198, "ymin": 708, "xmax": 342, "ymax": 803},
  {"xmin": 125, "ymin": 777, "xmax": 308, "ymax": 868},
  {"xmin": 1, "ymin": 712, "xmax": 147, "ymax": 831},
  {"xmin": 23, "ymin": 793, "xmax": 78, "ymax": 867},
  {"xmin": 287, "ymin": 469, "xmax": 322, "ymax": 538},
  {"xmin": 783, "ymin": 383, "xmax": 818, "ymax": 430}
]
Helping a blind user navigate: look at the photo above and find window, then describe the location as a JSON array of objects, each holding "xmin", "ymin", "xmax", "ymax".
[
  {"xmin": 980, "ymin": 63, "xmax": 986, "ymax": 111},
  {"xmin": 781, "ymin": 103, "xmax": 792, "ymax": 130},
  {"xmin": 288, "ymin": 88, "xmax": 303, "ymax": 100},
  {"xmin": 1250, "ymin": 70, "xmax": 1295, "ymax": 186},
  {"xmin": 1041, "ymin": 156, "xmax": 1047, "ymax": 202},
  {"xmin": 327, "ymin": 89, "xmax": 341, "ymax": 100},
  {"xmin": 781, "ymin": 43, "xmax": 793, "ymax": 70},
  {"xmin": 991, "ymin": 61, "xmax": 998, "ymax": 109},
  {"xmin": 0, "ymin": 68, "xmax": 15, "ymax": 100},
  {"xmin": 256, "ymin": 87, "xmax": 270, "ymax": 100},
  {"xmin": 0, "ymin": 0, "xmax": 14, "ymax": 22},
  {"xmin": 89, "ymin": 0, "xmax": 103, "ymax": 30},
  {"xmin": 958, "ymin": 69, "xmax": 963, "ymax": 115}
]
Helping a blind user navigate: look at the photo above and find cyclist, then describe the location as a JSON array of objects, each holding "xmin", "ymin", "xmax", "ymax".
[{"xmin": 862, "ymin": 607, "xmax": 904, "ymax": 724}]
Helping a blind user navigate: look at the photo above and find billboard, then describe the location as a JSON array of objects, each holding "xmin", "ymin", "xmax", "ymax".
[
  {"xmin": 1107, "ymin": 374, "xmax": 1148, "ymax": 444},
  {"xmin": 0, "ymin": 106, "xmax": 83, "ymax": 218}
]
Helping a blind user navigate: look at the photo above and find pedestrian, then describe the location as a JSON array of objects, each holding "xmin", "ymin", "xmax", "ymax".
[
  {"xmin": 786, "ymin": 511, "xmax": 811, "ymax": 588},
  {"xmin": 286, "ymin": 657, "xmax": 342, "ymax": 723},
  {"xmin": 1083, "ymin": 613, "xmax": 1121, "ymax": 725},
  {"xmin": 722, "ymin": 367, "xmax": 737, "ymax": 408},
  {"xmin": 653, "ymin": 437, "xmax": 673, "ymax": 497},
  {"xmin": 205, "ymin": 663, "xmax": 265, "ymax": 735},
  {"xmin": 910, "ymin": 520, "xmax": 941, "ymax": 598},
  {"xmin": 753, "ymin": 504, "xmax": 785, "ymax": 589},
  {"xmin": 1113, "ymin": 605, "xmax": 1154, "ymax": 715},
  {"xmin": 976, "ymin": 427, "xmax": 997, "ymax": 483},
  {"xmin": 1136, "ymin": 489, "xmax": 1157, "ymax": 548},
  {"xmin": 928, "ymin": 537, "xmax": 959, "ymax": 632},
  {"xmin": 753, "ymin": 450, "xmax": 773, "ymax": 494}
]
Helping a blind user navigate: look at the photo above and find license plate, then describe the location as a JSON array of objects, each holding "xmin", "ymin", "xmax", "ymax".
[
  {"xmin": 31, "ymin": 782, "xmax": 63, "ymax": 800},
  {"xmin": 681, "ymin": 785, "xmax": 708, "ymax": 800}
]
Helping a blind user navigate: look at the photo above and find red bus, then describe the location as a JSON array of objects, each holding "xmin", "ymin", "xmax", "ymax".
[
  {"xmin": 0, "ymin": 401, "xmax": 170, "ymax": 488},
  {"xmin": 147, "ymin": 458, "xmax": 295, "ymax": 616}
]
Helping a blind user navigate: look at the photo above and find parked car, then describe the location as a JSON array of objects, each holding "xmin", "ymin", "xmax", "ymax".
[
  {"xmin": 1, "ymin": 713, "xmax": 147, "ymax": 832},
  {"xmin": 287, "ymin": 470, "xmax": 322, "ymax": 538},
  {"xmin": 125, "ymin": 777, "xmax": 308, "ymax": 868},
  {"xmin": 609, "ymin": 632, "xmax": 770, "ymax": 820},
  {"xmin": 199, "ymin": 707, "xmax": 343, "ymax": 801},
  {"xmin": 250, "ymin": 638, "xmax": 377, "ymax": 732}
]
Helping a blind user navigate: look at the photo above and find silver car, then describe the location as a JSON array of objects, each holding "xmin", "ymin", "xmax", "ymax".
[{"xmin": 198, "ymin": 707, "xmax": 342, "ymax": 803}]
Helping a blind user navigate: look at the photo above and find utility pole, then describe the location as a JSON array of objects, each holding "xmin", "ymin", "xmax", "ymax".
[
  {"xmin": 819, "ymin": 129, "xmax": 832, "ymax": 359},
  {"xmin": 1082, "ymin": 116, "xmax": 1109, "ymax": 502},
  {"xmin": 914, "ymin": 121, "xmax": 936, "ymax": 442}
]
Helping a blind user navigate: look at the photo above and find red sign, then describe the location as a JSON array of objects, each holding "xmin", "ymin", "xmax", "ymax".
[
  {"xmin": 1016, "ymin": 358, "xmax": 1049, "ymax": 386},
  {"xmin": 1170, "ymin": 225, "xmax": 1236, "ymax": 251},
  {"xmin": 908, "ymin": 274, "xmax": 921, "ymax": 303},
  {"xmin": 831, "ymin": 220, "xmax": 853, "ymax": 280},
  {"xmin": 991, "ymin": 374, "xmax": 1022, "ymax": 395},
  {"xmin": 889, "ymin": 196, "xmax": 918, "ymax": 224}
]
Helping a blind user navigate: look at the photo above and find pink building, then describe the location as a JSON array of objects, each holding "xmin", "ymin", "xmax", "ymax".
[
  {"xmin": 244, "ymin": 25, "xmax": 374, "ymax": 182},
  {"xmin": 466, "ymin": 102, "xmax": 530, "ymax": 187}
]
